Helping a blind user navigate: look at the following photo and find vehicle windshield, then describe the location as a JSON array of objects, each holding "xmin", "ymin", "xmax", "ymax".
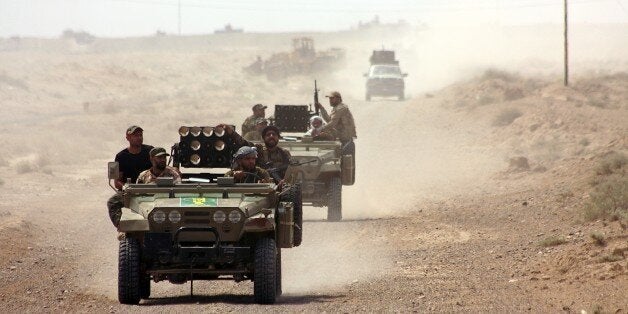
[{"xmin": 370, "ymin": 65, "xmax": 401, "ymax": 76}]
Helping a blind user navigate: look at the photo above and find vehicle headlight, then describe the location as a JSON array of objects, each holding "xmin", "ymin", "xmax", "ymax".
[
  {"xmin": 228, "ymin": 210, "xmax": 242, "ymax": 223},
  {"xmin": 168, "ymin": 210, "xmax": 181, "ymax": 223},
  {"xmin": 153, "ymin": 210, "xmax": 166, "ymax": 223},
  {"xmin": 213, "ymin": 210, "xmax": 226, "ymax": 223}
]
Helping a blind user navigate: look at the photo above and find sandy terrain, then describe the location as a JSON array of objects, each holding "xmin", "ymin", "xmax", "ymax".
[{"xmin": 0, "ymin": 24, "xmax": 626, "ymax": 312}]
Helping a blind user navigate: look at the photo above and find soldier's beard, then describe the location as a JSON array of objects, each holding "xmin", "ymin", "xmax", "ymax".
[{"xmin": 156, "ymin": 163, "xmax": 166, "ymax": 171}]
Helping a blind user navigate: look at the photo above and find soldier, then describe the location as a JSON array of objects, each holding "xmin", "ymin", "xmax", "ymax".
[
  {"xmin": 241, "ymin": 104, "xmax": 267, "ymax": 135},
  {"xmin": 314, "ymin": 91, "xmax": 357, "ymax": 154},
  {"xmin": 136, "ymin": 147, "xmax": 182, "ymax": 184},
  {"xmin": 219, "ymin": 124, "xmax": 292, "ymax": 181},
  {"xmin": 243, "ymin": 117, "xmax": 268, "ymax": 141},
  {"xmin": 305, "ymin": 115, "xmax": 334, "ymax": 141},
  {"xmin": 107, "ymin": 125, "xmax": 153, "ymax": 227},
  {"xmin": 225, "ymin": 146, "xmax": 271, "ymax": 183}
]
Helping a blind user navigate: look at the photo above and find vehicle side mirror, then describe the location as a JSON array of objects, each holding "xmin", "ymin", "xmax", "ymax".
[
  {"xmin": 402, "ymin": 73, "xmax": 408, "ymax": 77},
  {"xmin": 108, "ymin": 162, "xmax": 119, "ymax": 180}
]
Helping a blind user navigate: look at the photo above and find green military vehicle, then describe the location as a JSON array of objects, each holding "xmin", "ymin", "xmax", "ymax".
[
  {"xmin": 271, "ymin": 104, "xmax": 355, "ymax": 221},
  {"xmin": 109, "ymin": 125, "xmax": 302, "ymax": 305}
]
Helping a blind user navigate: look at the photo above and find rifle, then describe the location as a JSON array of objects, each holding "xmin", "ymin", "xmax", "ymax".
[
  {"xmin": 314, "ymin": 80, "xmax": 320, "ymax": 115},
  {"xmin": 266, "ymin": 159, "xmax": 318, "ymax": 183}
]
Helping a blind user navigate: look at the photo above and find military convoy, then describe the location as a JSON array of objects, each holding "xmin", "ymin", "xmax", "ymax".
[
  {"xmin": 364, "ymin": 49, "xmax": 407, "ymax": 101},
  {"xmin": 244, "ymin": 37, "xmax": 345, "ymax": 81},
  {"xmin": 109, "ymin": 126, "xmax": 303, "ymax": 305}
]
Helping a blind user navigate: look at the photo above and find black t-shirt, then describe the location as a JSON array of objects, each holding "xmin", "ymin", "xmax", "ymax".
[{"xmin": 114, "ymin": 144, "xmax": 153, "ymax": 184}]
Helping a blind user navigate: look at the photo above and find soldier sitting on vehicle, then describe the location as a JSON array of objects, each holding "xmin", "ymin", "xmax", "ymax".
[
  {"xmin": 136, "ymin": 147, "xmax": 182, "ymax": 184},
  {"xmin": 107, "ymin": 125, "xmax": 153, "ymax": 228},
  {"xmin": 219, "ymin": 124, "xmax": 292, "ymax": 182},
  {"xmin": 242, "ymin": 104, "xmax": 267, "ymax": 135},
  {"xmin": 243, "ymin": 117, "xmax": 268, "ymax": 141},
  {"xmin": 305, "ymin": 116, "xmax": 335, "ymax": 141},
  {"xmin": 225, "ymin": 146, "xmax": 271, "ymax": 183},
  {"xmin": 314, "ymin": 90, "xmax": 357, "ymax": 155}
]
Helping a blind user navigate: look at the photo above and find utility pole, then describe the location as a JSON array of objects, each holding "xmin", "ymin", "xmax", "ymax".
[
  {"xmin": 564, "ymin": 0, "xmax": 569, "ymax": 86},
  {"xmin": 178, "ymin": 0, "xmax": 181, "ymax": 35}
]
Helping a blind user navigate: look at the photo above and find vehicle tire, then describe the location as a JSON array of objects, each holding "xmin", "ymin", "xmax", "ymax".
[
  {"xmin": 327, "ymin": 177, "xmax": 342, "ymax": 221},
  {"xmin": 118, "ymin": 237, "xmax": 142, "ymax": 305},
  {"xmin": 254, "ymin": 237, "xmax": 277, "ymax": 304},
  {"xmin": 140, "ymin": 275, "xmax": 151, "ymax": 299},
  {"xmin": 276, "ymin": 248, "xmax": 282, "ymax": 296}
]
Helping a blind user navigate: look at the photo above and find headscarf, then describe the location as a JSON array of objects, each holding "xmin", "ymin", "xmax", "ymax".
[{"xmin": 305, "ymin": 116, "xmax": 326, "ymax": 136}]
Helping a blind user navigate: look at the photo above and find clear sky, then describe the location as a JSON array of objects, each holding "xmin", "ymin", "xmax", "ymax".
[{"xmin": 1, "ymin": 0, "xmax": 627, "ymax": 37}]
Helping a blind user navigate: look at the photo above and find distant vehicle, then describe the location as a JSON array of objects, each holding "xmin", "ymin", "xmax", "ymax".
[
  {"xmin": 244, "ymin": 37, "xmax": 345, "ymax": 81},
  {"xmin": 214, "ymin": 24, "xmax": 243, "ymax": 34},
  {"xmin": 364, "ymin": 49, "xmax": 407, "ymax": 101}
]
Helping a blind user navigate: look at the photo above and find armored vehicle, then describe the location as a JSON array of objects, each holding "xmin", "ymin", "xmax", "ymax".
[
  {"xmin": 244, "ymin": 37, "xmax": 345, "ymax": 81},
  {"xmin": 270, "ymin": 104, "xmax": 355, "ymax": 221},
  {"xmin": 109, "ymin": 125, "xmax": 302, "ymax": 305},
  {"xmin": 364, "ymin": 49, "xmax": 407, "ymax": 101}
]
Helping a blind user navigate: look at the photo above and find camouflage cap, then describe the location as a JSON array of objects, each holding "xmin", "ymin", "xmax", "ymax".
[
  {"xmin": 126, "ymin": 125, "xmax": 143, "ymax": 135},
  {"xmin": 255, "ymin": 117, "xmax": 269, "ymax": 125},
  {"xmin": 150, "ymin": 147, "xmax": 169, "ymax": 157},
  {"xmin": 325, "ymin": 91, "xmax": 342, "ymax": 99},
  {"xmin": 233, "ymin": 146, "xmax": 257, "ymax": 159},
  {"xmin": 261, "ymin": 125, "xmax": 281, "ymax": 137},
  {"xmin": 252, "ymin": 104, "xmax": 267, "ymax": 110}
]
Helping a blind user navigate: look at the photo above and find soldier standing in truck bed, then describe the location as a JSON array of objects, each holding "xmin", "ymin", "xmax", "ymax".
[
  {"xmin": 242, "ymin": 104, "xmax": 267, "ymax": 135},
  {"xmin": 314, "ymin": 91, "xmax": 357, "ymax": 155}
]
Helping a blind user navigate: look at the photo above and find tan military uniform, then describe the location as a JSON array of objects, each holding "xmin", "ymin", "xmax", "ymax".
[
  {"xmin": 243, "ymin": 130, "xmax": 263, "ymax": 141},
  {"xmin": 136, "ymin": 166, "xmax": 182, "ymax": 184},
  {"xmin": 319, "ymin": 102, "xmax": 357, "ymax": 143},
  {"xmin": 225, "ymin": 166, "xmax": 271, "ymax": 183},
  {"xmin": 241, "ymin": 115, "xmax": 257, "ymax": 135},
  {"xmin": 230, "ymin": 132, "xmax": 292, "ymax": 179}
]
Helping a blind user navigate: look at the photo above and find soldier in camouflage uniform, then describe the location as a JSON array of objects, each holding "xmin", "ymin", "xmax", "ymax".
[
  {"xmin": 136, "ymin": 147, "xmax": 182, "ymax": 184},
  {"xmin": 241, "ymin": 104, "xmax": 267, "ymax": 135},
  {"xmin": 225, "ymin": 146, "xmax": 271, "ymax": 183},
  {"xmin": 220, "ymin": 124, "xmax": 291, "ymax": 182},
  {"xmin": 315, "ymin": 90, "xmax": 357, "ymax": 155},
  {"xmin": 243, "ymin": 117, "xmax": 267, "ymax": 141}
]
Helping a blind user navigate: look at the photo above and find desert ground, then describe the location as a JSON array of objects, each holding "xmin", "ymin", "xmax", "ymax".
[{"xmin": 0, "ymin": 24, "xmax": 626, "ymax": 312}]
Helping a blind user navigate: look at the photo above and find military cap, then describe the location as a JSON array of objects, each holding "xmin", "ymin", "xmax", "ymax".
[
  {"xmin": 233, "ymin": 146, "xmax": 258, "ymax": 159},
  {"xmin": 126, "ymin": 125, "xmax": 143, "ymax": 135},
  {"xmin": 149, "ymin": 147, "xmax": 169, "ymax": 157},
  {"xmin": 252, "ymin": 104, "xmax": 268, "ymax": 110},
  {"xmin": 325, "ymin": 91, "xmax": 342, "ymax": 99}
]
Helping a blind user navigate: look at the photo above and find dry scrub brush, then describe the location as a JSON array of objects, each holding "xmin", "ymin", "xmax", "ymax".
[{"xmin": 584, "ymin": 152, "xmax": 627, "ymax": 223}]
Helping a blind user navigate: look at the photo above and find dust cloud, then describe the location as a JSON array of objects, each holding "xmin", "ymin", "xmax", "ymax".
[{"xmin": 1, "ymin": 22, "xmax": 626, "ymax": 298}]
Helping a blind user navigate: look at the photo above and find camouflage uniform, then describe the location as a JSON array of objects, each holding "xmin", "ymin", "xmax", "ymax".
[
  {"xmin": 243, "ymin": 130, "xmax": 263, "ymax": 141},
  {"xmin": 241, "ymin": 115, "xmax": 257, "ymax": 135},
  {"xmin": 230, "ymin": 131, "xmax": 292, "ymax": 180},
  {"xmin": 136, "ymin": 166, "xmax": 182, "ymax": 184},
  {"xmin": 319, "ymin": 102, "xmax": 357, "ymax": 144},
  {"xmin": 225, "ymin": 166, "xmax": 271, "ymax": 183}
]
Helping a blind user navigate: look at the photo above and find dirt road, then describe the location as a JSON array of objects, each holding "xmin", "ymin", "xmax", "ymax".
[{"xmin": 0, "ymin": 29, "xmax": 626, "ymax": 312}]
